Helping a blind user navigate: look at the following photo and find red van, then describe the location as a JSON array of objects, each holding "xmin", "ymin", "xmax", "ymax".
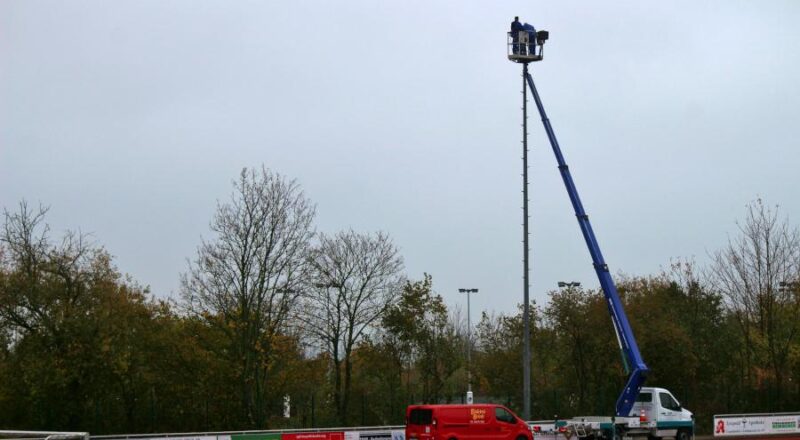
[{"xmin": 406, "ymin": 404, "xmax": 532, "ymax": 440}]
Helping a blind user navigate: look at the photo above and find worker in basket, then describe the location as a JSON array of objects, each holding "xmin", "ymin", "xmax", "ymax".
[
  {"xmin": 523, "ymin": 21, "xmax": 537, "ymax": 55},
  {"xmin": 510, "ymin": 17, "xmax": 537, "ymax": 56},
  {"xmin": 510, "ymin": 16, "xmax": 524, "ymax": 54}
]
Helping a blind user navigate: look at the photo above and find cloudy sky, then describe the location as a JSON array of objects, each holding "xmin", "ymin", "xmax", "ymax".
[{"xmin": 2, "ymin": 1, "xmax": 799, "ymax": 317}]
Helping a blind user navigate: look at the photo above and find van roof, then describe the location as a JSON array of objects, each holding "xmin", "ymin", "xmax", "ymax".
[{"xmin": 407, "ymin": 404, "xmax": 504, "ymax": 409}]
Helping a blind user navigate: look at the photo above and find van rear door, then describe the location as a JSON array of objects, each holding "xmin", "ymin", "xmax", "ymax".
[{"xmin": 407, "ymin": 407, "xmax": 434, "ymax": 440}]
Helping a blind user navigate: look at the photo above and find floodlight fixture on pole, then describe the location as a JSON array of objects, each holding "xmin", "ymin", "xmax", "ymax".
[
  {"xmin": 459, "ymin": 288, "xmax": 479, "ymax": 404},
  {"xmin": 558, "ymin": 281, "xmax": 581, "ymax": 288}
]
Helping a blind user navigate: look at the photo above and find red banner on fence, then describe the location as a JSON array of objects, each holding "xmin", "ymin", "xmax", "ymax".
[{"xmin": 281, "ymin": 433, "xmax": 344, "ymax": 440}]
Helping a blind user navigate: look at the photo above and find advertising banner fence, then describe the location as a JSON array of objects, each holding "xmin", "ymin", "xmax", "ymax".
[
  {"xmin": 94, "ymin": 428, "xmax": 405, "ymax": 440},
  {"xmin": 342, "ymin": 430, "xmax": 404, "ymax": 440},
  {"xmin": 232, "ymin": 434, "xmax": 281, "ymax": 440},
  {"xmin": 714, "ymin": 414, "xmax": 800, "ymax": 437},
  {"xmin": 281, "ymin": 433, "xmax": 344, "ymax": 440},
  {"xmin": 152, "ymin": 436, "xmax": 230, "ymax": 440},
  {"xmin": 351, "ymin": 431, "xmax": 403, "ymax": 440}
]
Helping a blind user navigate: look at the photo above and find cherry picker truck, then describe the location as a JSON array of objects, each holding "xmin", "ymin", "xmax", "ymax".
[{"xmin": 508, "ymin": 22, "xmax": 694, "ymax": 440}]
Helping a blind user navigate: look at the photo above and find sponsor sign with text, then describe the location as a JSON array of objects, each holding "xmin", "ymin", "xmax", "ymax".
[
  {"xmin": 358, "ymin": 432, "xmax": 391, "ymax": 440},
  {"xmin": 714, "ymin": 414, "xmax": 800, "ymax": 436},
  {"xmin": 281, "ymin": 433, "xmax": 344, "ymax": 440}
]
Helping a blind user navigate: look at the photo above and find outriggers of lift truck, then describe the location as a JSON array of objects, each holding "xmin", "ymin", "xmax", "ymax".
[{"xmin": 508, "ymin": 20, "xmax": 694, "ymax": 440}]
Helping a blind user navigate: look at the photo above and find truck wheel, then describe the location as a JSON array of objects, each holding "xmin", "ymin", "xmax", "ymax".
[
  {"xmin": 516, "ymin": 436, "xmax": 529, "ymax": 440},
  {"xmin": 675, "ymin": 429, "xmax": 691, "ymax": 440}
]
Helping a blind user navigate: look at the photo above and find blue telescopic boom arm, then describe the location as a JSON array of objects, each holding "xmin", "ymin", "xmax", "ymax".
[{"xmin": 524, "ymin": 70, "xmax": 649, "ymax": 417}]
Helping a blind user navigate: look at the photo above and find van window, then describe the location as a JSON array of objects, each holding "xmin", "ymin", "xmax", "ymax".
[
  {"xmin": 659, "ymin": 393, "xmax": 680, "ymax": 411},
  {"xmin": 409, "ymin": 408, "xmax": 433, "ymax": 425},
  {"xmin": 635, "ymin": 392, "xmax": 652, "ymax": 403},
  {"xmin": 495, "ymin": 407, "xmax": 516, "ymax": 424}
]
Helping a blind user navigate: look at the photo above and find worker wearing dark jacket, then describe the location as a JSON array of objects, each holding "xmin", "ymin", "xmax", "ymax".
[
  {"xmin": 522, "ymin": 22, "xmax": 537, "ymax": 55},
  {"xmin": 510, "ymin": 16, "xmax": 524, "ymax": 54}
]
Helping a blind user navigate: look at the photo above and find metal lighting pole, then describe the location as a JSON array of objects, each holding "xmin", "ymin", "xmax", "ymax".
[
  {"xmin": 522, "ymin": 61, "xmax": 532, "ymax": 421},
  {"xmin": 459, "ymin": 287, "xmax": 479, "ymax": 404},
  {"xmin": 508, "ymin": 20, "xmax": 549, "ymax": 421},
  {"xmin": 556, "ymin": 281, "xmax": 579, "ymax": 414}
]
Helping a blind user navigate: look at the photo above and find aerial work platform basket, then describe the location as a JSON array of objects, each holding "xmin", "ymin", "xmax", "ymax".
[{"xmin": 507, "ymin": 29, "xmax": 549, "ymax": 63}]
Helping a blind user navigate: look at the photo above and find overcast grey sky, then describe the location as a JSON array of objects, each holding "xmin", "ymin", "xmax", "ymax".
[{"xmin": 2, "ymin": 1, "xmax": 799, "ymax": 317}]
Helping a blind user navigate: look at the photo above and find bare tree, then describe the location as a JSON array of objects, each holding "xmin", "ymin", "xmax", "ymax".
[
  {"xmin": 300, "ymin": 230, "xmax": 403, "ymax": 424},
  {"xmin": 710, "ymin": 199, "xmax": 800, "ymax": 407},
  {"xmin": 182, "ymin": 167, "xmax": 315, "ymax": 426}
]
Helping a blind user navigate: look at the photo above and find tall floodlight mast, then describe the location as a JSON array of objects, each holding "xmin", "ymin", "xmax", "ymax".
[
  {"xmin": 507, "ymin": 18, "xmax": 547, "ymax": 420},
  {"xmin": 507, "ymin": 20, "xmax": 650, "ymax": 418}
]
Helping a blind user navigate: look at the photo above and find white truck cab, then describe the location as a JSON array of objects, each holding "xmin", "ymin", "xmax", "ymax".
[
  {"xmin": 630, "ymin": 387, "xmax": 694, "ymax": 440},
  {"xmin": 530, "ymin": 387, "xmax": 693, "ymax": 440}
]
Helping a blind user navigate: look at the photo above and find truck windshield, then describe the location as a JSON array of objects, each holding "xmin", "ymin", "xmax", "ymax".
[
  {"xmin": 409, "ymin": 409, "xmax": 433, "ymax": 425},
  {"xmin": 635, "ymin": 392, "xmax": 652, "ymax": 403}
]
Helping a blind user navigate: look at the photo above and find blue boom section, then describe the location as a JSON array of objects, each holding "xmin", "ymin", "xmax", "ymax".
[{"xmin": 524, "ymin": 71, "xmax": 649, "ymax": 417}]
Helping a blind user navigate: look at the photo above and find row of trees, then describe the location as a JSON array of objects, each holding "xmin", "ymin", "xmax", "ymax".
[{"xmin": 1, "ymin": 168, "xmax": 798, "ymax": 435}]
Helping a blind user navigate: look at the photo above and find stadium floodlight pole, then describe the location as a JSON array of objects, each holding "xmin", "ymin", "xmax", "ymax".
[
  {"xmin": 508, "ymin": 21, "xmax": 548, "ymax": 420},
  {"xmin": 521, "ymin": 61, "xmax": 532, "ymax": 421},
  {"xmin": 459, "ymin": 287, "xmax": 479, "ymax": 403}
]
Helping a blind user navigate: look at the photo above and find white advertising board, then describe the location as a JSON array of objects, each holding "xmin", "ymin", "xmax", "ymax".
[
  {"xmin": 714, "ymin": 414, "xmax": 800, "ymax": 437},
  {"xmin": 351, "ymin": 430, "xmax": 403, "ymax": 440}
]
